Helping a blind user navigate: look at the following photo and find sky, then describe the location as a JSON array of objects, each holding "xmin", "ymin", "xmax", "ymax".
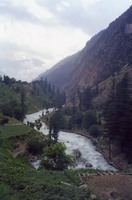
[{"xmin": 0, "ymin": 0, "xmax": 131, "ymax": 82}]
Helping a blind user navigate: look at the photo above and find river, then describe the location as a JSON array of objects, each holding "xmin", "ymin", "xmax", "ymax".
[{"xmin": 24, "ymin": 109, "xmax": 116, "ymax": 171}]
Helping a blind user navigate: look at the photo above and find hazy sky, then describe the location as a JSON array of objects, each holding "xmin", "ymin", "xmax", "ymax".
[{"xmin": 0, "ymin": 0, "xmax": 131, "ymax": 81}]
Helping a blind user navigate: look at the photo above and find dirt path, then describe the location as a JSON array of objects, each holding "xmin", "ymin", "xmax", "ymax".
[
  {"xmin": 8, "ymin": 142, "xmax": 27, "ymax": 158},
  {"xmin": 79, "ymin": 173, "xmax": 132, "ymax": 200}
]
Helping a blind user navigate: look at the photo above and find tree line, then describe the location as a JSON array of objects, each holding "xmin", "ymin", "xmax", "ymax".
[{"xmin": 0, "ymin": 75, "xmax": 66, "ymax": 122}]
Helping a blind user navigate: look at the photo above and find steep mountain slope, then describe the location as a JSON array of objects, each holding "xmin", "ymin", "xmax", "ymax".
[
  {"xmin": 37, "ymin": 52, "xmax": 80, "ymax": 89},
  {"xmin": 37, "ymin": 30, "xmax": 104, "ymax": 89},
  {"xmin": 38, "ymin": 6, "xmax": 132, "ymax": 98},
  {"xmin": 64, "ymin": 6, "xmax": 132, "ymax": 92}
]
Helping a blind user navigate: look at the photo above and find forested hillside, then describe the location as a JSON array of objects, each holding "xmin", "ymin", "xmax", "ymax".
[{"xmin": 0, "ymin": 75, "xmax": 66, "ymax": 121}]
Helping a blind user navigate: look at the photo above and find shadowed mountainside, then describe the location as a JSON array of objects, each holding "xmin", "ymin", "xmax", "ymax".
[{"xmin": 38, "ymin": 6, "xmax": 132, "ymax": 102}]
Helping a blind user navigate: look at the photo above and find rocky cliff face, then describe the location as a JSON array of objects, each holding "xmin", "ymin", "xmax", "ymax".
[{"xmin": 38, "ymin": 6, "xmax": 132, "ymax": 100}]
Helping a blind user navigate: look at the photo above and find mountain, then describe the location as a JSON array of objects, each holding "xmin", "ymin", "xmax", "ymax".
[
  {"xmin": 37, "ymin": 52, "xmax": 80, "ymax": 89},
  {"xmin": 38, "ymin": 6, "xmax": 132, "ymax": 102},
  {"xmin": 37, "ymin": 30, "xmax": 104, "ymax": 89}
]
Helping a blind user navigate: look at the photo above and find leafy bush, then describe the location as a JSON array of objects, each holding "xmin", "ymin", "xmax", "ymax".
[
  {"xmin": 27, "ymin": 138, "xmax": 45, "ymax": 155},
  {"xmin": 41, "ymin": 142, "xmax": 75, "ymax": 170}
]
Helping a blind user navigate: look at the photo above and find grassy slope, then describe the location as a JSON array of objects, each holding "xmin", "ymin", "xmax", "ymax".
[
  {"xmin": 0, "ymin": 118, "xmax": 99, "ymax": 200},
  {"xmin": 0, "ymin": 125, "xmax": 31, "ymax": 139},
  {"xmin": 0, "ymin": 118, "xmax": 31, "ymax": 139}
]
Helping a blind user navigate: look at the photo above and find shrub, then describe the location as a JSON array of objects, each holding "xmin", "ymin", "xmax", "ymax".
[
  {"xmin": 27, "ymin": 139, "xmax": 45, "ymax": 155},
  {"xmin": 41, "ymin": 142, "xmax": 75, "ymax": 170}
]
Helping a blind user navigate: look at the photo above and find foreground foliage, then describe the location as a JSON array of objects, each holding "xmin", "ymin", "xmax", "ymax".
[
  {"xmin": 0, "ymin": 122, "xmax": 98, "ymax": 200},
  {"xmin": 41, "ymin": 142, "xmax": 75, "ymax": 170}
]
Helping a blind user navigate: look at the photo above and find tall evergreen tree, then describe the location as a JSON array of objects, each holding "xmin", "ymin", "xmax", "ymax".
[
  {"xmin": 103, "ymin": 77, "xmax": 116, "ymax": 160},
  {"xmin": 49, "ymin": 111, "xmax": 65, "ymax": 143},
  {"xmin": 103, "ymin": 74, "xmax": 132, "ymax": 161},
  {"xmin": 115, "ymin": 74, "xmax": 132, "ymax": 159},
  {"xmin": 20, "ymin": 85, "xmax": 26, "ymax": 120}
]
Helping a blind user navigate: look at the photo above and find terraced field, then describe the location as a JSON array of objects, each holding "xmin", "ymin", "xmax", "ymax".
[{"xmin": 0, "ymin": 117, "xmax": 31, "ymax": 139}]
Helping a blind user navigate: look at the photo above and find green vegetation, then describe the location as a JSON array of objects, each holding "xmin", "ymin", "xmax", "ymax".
[
  {"xmin": 35, "ymin": 119, "xmax": 42, "ymax": 130},
  {"xmin": 49, "ymin": 111, "xmax": 66, "ymax": 142},
  {"xmin": 0, "ymin": 113, "xmax": 9, "ymax": 125},
  {"xmin": 0, "ymin": 81, "xmax": 27, "ymax": 120},
  {"xmin": 0, "ymin": 117, "xmax": 99, "ymax": 200},
  {"xmin": 6, "ymin": 117, "xmax": 22, "ymax": 125},
  {"xmin": 0, "ymin": 75, "xmax": 66, "ymax": 119},
  {"xmin": 27, "ymin": 138, "xmax": 45, "ymax": 155},
  {"xmin": 41, "ymin": 142, "xmax": 75, "ymax": 170},
  {"xmin": 103, "ymin": 73, "xmax": 132, "ymax": 161},
  {"xmin": 83, "ymin": 110, "xmax": 97, "ymax": 130},
  {"xmin": 0, "ymin": 125, "xmax": 31, "ymax": 139}
]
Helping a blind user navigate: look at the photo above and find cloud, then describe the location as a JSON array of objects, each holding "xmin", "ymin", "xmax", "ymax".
[
  {"xmin": 0, "ymin": 57, "xmax": 46, "ymax": 82},
  {"xmin": 32, "ymin": 58, "xmax": 45, "ymax": 66},
  {"xmin": 0, "ymin": 41, "xmax": 48, "ymax": 81},
  {"xmin": 0, "ymin": 13, "xmax": 89, "ymax": 81},
  {"xmin": 0, "ymin": 0, "xmax": 131, "ymax": 35},
  {"xmin": 37, "ymin": 0, "xmax": 132, "ymax": 35},
  {"xmin": 0, "ymin": 1, "xmax": 40, "ymax": 24},
  {"xmin": 0, "ymin": 0, "xmax": 131, "ymax": 81}
]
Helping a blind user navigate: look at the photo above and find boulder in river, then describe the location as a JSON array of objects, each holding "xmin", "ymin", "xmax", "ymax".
[{"xmin": 85, "ymin": 163, "xmax": 93, "ymax": 168}]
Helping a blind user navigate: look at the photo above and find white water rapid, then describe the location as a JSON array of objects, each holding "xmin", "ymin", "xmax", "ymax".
[{"xmin": 24, "ymin": 109, "xmax": 116, "ymax": 171}]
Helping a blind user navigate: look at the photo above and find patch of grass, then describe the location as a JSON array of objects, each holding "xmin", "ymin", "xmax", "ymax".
[
  {"xmin": 6, "ymin": 117, "xmax": 22, "ymax": 125},
  {"xmin": 0, "ymin": 125, "xmax": 31, "ymax": 139}
]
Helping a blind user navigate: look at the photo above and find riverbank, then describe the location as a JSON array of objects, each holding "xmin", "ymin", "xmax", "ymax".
[
  {"xmin": 27, "ymin": 109, "xmax": 131, "ymax": 171},
  {"xmin": 61, "ymin": 129, "xmax": 117, "ymax": 170},
  {"xmin": 69, "ymin": 129, "xmax": 132, "ymax": 171}
]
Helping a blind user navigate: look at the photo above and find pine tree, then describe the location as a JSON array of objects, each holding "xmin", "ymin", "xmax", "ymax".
[
  {"xmin": 20, "ymin": 85, "xmax": 26, "ymax": 120},
  {"xmin": 115, "ymin": 74, "xmax": 132, "ymax": 160},
  {"xmin": 49, "ymin": 111, "xmax": 65, "ymax": 143},
  {"xmin": 103, "ymin": 74, "xmax": 132, "ymax": 161}
]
